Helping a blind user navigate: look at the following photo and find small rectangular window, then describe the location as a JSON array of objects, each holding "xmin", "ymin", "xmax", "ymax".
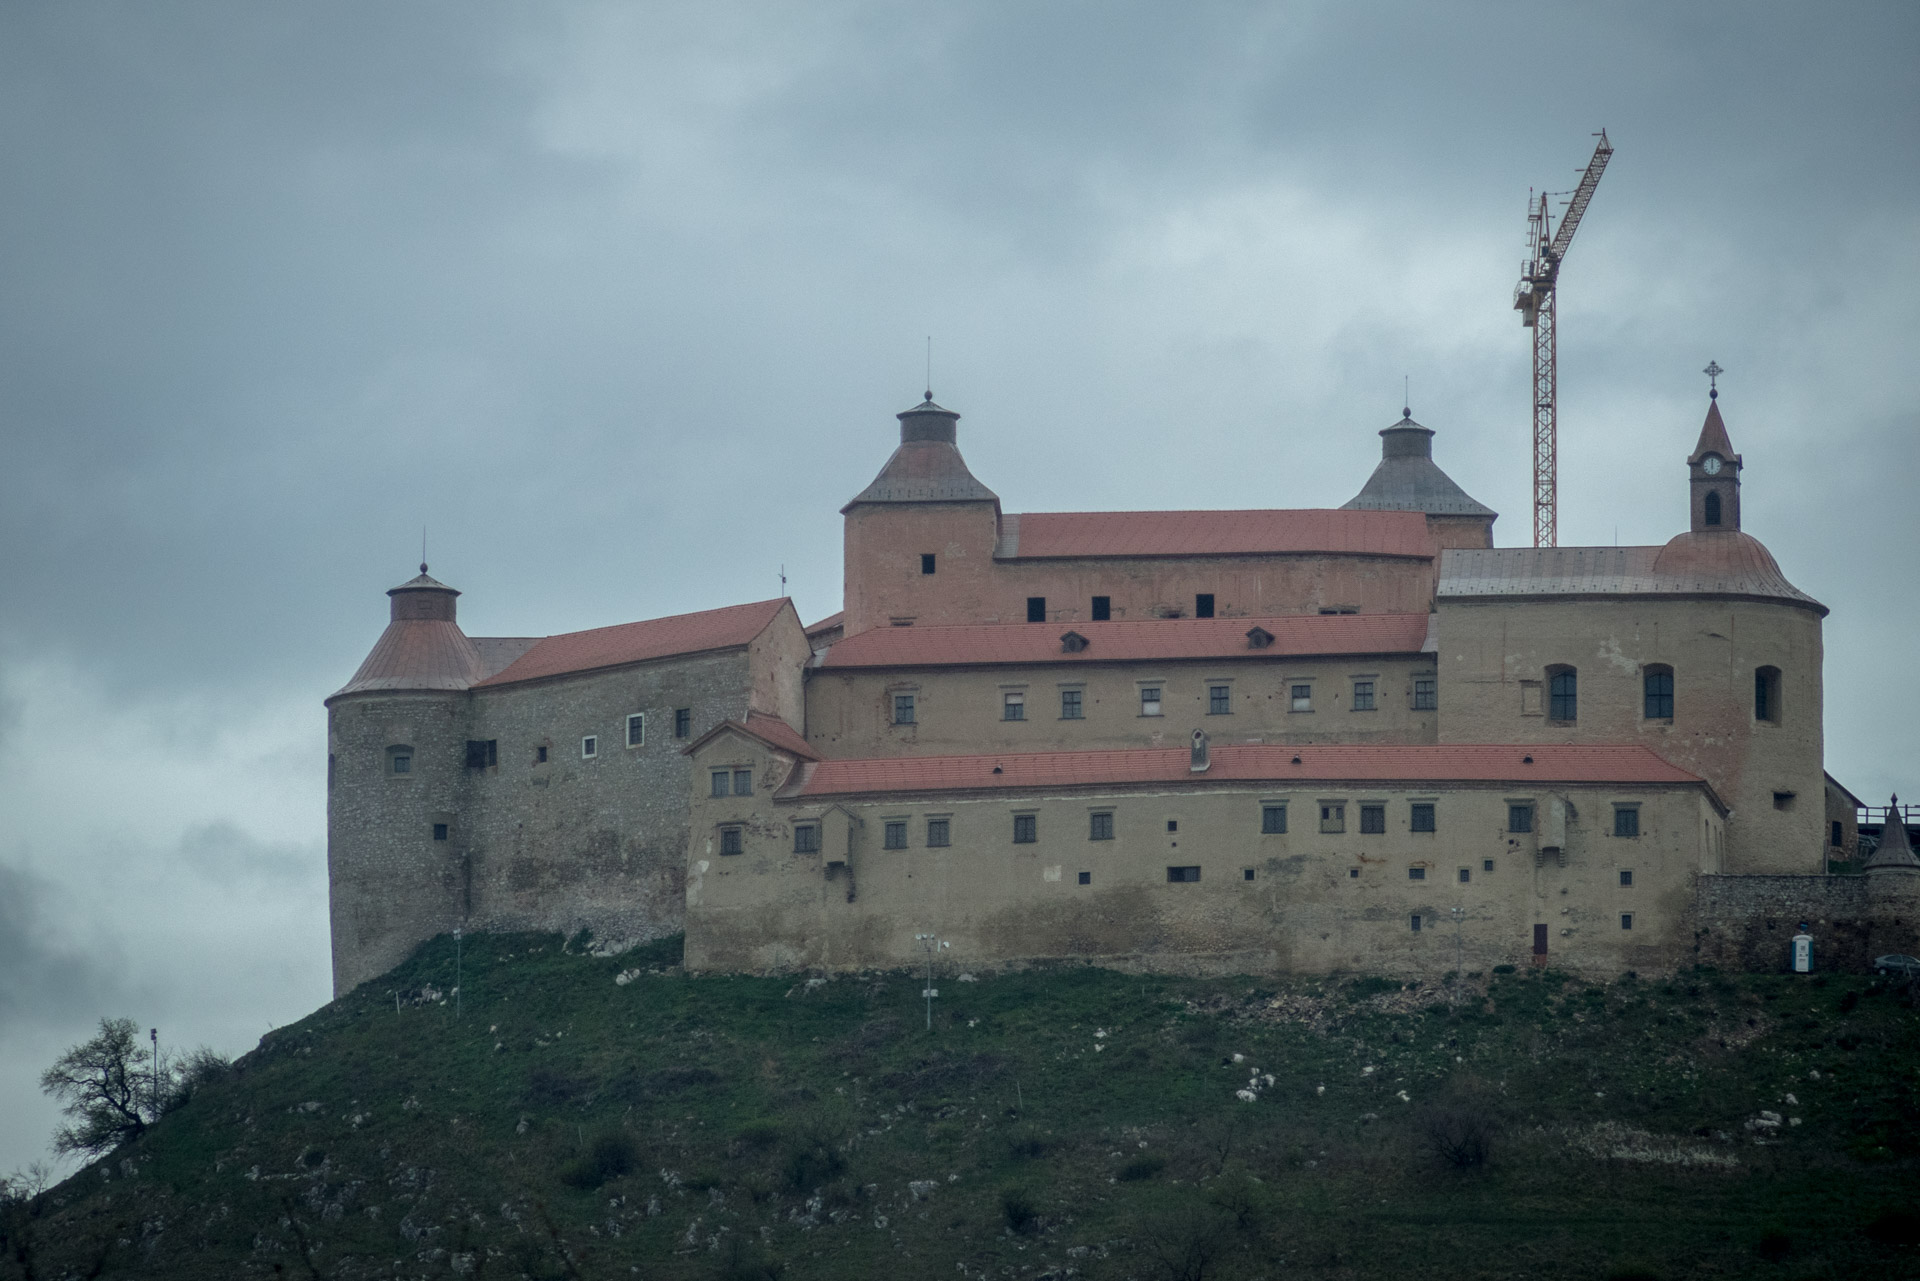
[
  {"xmin": 1411, "ymin": 914, "xmax": 1423, "ymax": 932},
  {"xmin": 1408, "ymin": 866, "xmax": 1426, "ymax": 881},
  {"xmin": 432, "ymin": 823, "xmax": 449, "ymax": 841},
  {"xmin": 1320, "ymin": 803, "xmax": 1345, "ymax": 834},
  {"xmin": 1060, "ymin": 689, "xmax": 1083, "ymax": 719},
  {"xmin": 1348, "ymin": 867, "xmax": 1359, "ymax": 879},
  {"xmin": 328, "ymin": 753, "xmax": 336, "ymax": 791},
  {"xmin": 1242, "ymin": 867, "xmax": 1255, "ymax": 881},
  {"xmin": 536, "ymin": 745, "xmax": 548, "ymax": 763},
  {"xmin": 1508, "ymin": 804, "xmax": 1534, "ymax": 834},
  {"xmin": 626, "ymin": 714, "xmax": 645, "ymax": 748},
  {"xmin": 391, "ymin": 752, "xmax": 412, "ymax": 775},
  {"xmin": 1413, "ymin": 678, "xmax": 1437, "ymax": 711},
  {"xmin": 921, "ymin": 553, "xmax": 936, "ymax": 575},
  {"xmin": 1352, "ymin": 680, "xmax": 1375, "ymax": 711},
  {"xmin": 793, "ymin": 824, "xmax": 820, "ymax": 854},
  {"xmin": 1773, "ymin": 791, "xmax": 1795, "ymax": 811},
  {"xmin": 1089, "ymin": 811, "xmax": 1114, "ymax": 841},
  {"xmin": 719, "ymin": 826, "xmax": 743, "ymax": 856},
  {"xmin": 1644, "ymin": 668, "xmax": 1674, "ymax": 719},
  {"xmin": 926, "ymin": 817, "xmax": 950, "ymax": 847},
  {"xmin": 732, "ymin": 769, "xmax": 751, "ymax": 795},
  {"xmin": 1140, "ymin": 688, "xmax": 1162, "ymax": 716},
  {"xmin": 1410, "ymin": 803, "xmax": 1436, "ymax": 833},
  {"xmin": 1755, "ymin": 667, "xmax": 1779, "ymax": 723},
  {"xmin": 581, "ymin": 736, "xmax": 598, "ymax": 759},
  {"xmin": 1261, "ymin": 804, "xmax": 1287, "ymax": 834},
  {"xmin": 1360, "ymin": 804, "xmax": 1386, "ymax": 835},
  {"xmin": 1619, "ymin": 869, "xmax": 1633, "ymax": 887},
  {"xmin": 1620, "ymin": 913, "xmax": 1634, "ymax": 931},
  {"xmin": 1003, "ymin": 691, "xmax": 1025, "ymax": 721},
  {"xmin": 884, "ymin": 821, "xmax": 907, "ymax": 850},
  {"xmin": 1208, "ymin": 685, "xmax": 1230, "ymax": 715},
  {"xmin": 674, "ymin": 708, "xmax": 691, "ymax": 739},
  {"xmin": 1195, "ymin": 593, "xmax": 1215, "ymax": 618},
  {"xmin": 1832, "ymin": 820, "xmax": 1844, "ymax": 848},
  {"xmin": 1483, "ymin": 858, "xmax": 1495, "ymax": 873},
  {"xmin": 893, "ymin": 693, "xmax": 916, "ymax": 725},
  {"xmin": 465, "ymin": 740, "xmax": 497, "ymax": 769},
  {"xmin": 1290, "ymin": 684, "xmax": 1313, "ymax": 712},
  {"xmin": 710, "ymin": 770, "xmax": 730, "ymax": 798},
  {"xmin": 1166, "ymin": 820, "xmax": 1178, "ymax": 832},
  {"xmin": 1166, "ymin": 866, "xmax": 1201, "ymax": 883},
  {"xmin": 1613, "ymin": 806, "xmax": 1640, "ymax": 839},
  {"xmin": 1027, "ymin": 596, "xmax": 1047, "ymax": 623},
  {"xmin": 1013, "ymin": 814, "xmax": 1037, "ymax": 844},
  {"xmin": 1078, "ymin": 871, "xmax": 1091, "ymax": 885},
  {"xmin": 1090, "ymin": 595, "xmax": 1111, "ymax": 621},
  {"xmin": 1458, "ymin": 867, "xmax": 1470, "ymax": 884}
]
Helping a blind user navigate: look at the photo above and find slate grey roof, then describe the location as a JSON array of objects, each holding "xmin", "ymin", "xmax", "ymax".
[
  {"xmin": 1341, "ymin": 415, "xmax": 1497, "ymax": 517},
  {"xmin": 1864, "ymin": 795, "xmax": 1919, "ymax": 872},
  {"xmin": 1439, "ymin": 535, "xmax": 1825, "ymax": 615}
]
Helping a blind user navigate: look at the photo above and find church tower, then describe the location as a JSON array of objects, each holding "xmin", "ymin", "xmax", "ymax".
[{"xmin": 1687, "ymin": 379, "xmax": 1742, "ymax": 532}]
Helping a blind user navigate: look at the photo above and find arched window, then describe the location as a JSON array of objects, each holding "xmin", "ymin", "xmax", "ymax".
[
  {"xmin": 1643, "ymin": 665, "xmax": 1674, "ymax": 719},
  {"xmin": 1547, "ymin": 667, "xmax": 1577, "ymax": 722},
  {"xmin": 1755, "ymin": 666, "xmax": 1781, "ymax": 724},
  {"xmin": 1704, "ymin": 491, "xmax": 1722, "ymax": 526}
]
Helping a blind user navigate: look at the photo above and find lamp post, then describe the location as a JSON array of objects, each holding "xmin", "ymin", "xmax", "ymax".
[
  {"xmin": 453, "ymin": 928, "xmax": 463, "ymax": 1019},
  {"xmin": 914, "ymin": 933, "xmax": 949, "ymax": 1030},
  {"xmin": 149, "ymin": 1028, "xmax": 159, "ymax": 1119}
]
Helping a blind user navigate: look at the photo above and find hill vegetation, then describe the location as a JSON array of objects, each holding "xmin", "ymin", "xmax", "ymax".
[{"xmin": 4, "ymin": 935, "xmax": 1918, "ymax": 1280}]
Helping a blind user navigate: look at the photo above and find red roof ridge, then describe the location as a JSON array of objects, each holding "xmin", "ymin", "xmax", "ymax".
[
  {"xmin": 684, "ymin": 710, "xmax": 819, "ymax": 761},
  {"xmin": 478, "ymin": 598, "xmax": 791, "ymax": 687}
]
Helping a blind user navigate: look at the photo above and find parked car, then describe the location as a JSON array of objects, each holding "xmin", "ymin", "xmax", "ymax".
[{"xmin": 1873, "ymin": 954, "xmax": 1920, "ymax": 977}]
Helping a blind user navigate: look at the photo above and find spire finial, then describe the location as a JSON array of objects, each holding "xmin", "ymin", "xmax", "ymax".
[
  {"xmin": 421, "ymin": 525, "xmax": 428, "ymax": 576},
  {"xmin": 925, "ymin": 336, "xmax": 933, "ymax": 403},
  {"xmin": 1703, "ymin": 360, "xmax": 1723, "ymax": 400},
  {"xmin": 1403, "ymin": 374, "xmax": 1410, "ymax": 420}
]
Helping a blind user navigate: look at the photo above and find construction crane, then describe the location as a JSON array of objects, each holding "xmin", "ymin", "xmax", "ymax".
[{"xmin": 1515, "ymin": 130, "xmax": 1612, "ymax": 548}]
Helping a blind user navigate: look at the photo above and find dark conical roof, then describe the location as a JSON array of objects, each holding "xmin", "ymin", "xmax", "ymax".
[
  {"xmin": 1689, "ymin": 399, "xmax": 1737, "ymax": 464},
  {"xmin": 1865, "ymin": 794, "xmax": 1919, "ymax": 872},
  {"xmin": 842, "ymin": 398, "xmax": 999, "ymax": 511},
  {"xmin": 328, "ymin": 566, "xmax": 487, "ymax": 700},
  {"xmin": 1341, "ymin": 414, "xmax": 1496, "ymax": 517}
]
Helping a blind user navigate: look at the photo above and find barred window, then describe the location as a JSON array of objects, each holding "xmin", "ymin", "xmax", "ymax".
[
  {"xmin": 884, "ymin": 821, "xmax": 907, "ymax": 850},
  {"xmin": 1410, "ymin": 803, "xmax": 1436, "ymax": 833},
  {"xmin": 719, "ymin": 827, "xmax": 743, "ymax": 855},
  {"xmin": 1508, "ymin": 804, "xmax": 1533, "ymax": 834},
  {"xmin": 1360, "ymin": 804, "xmax": 1386, "ymax": 835},
  {"xmin": 626, "ymin": 714, "xmax": 645, "ymax": 747},
  {"xmin": 1261, "ymin": 804, "xmax": 1287, "ymax": 834},
  {"xmin": 793, "ymin": 824, "xmax": 820, "ymax": 854},
  {"xmin": 1411, "ymin": 914, "xmax": 1423, "ymax": 932},
  {"xmin": 1613, "ymin": 806, "xmax": 1640, "ymax": 839},
  {"xmin": 1012, "ymin": 814, "xmax": 1037, "ymax": 843},
  {"xmin": 1408, "ymin": 866, "xmax": 1426, "ymax": 881},
  {"xmin": 1413, "ymin": 678, "xmax": 1437, "ymax": 711},
  {"xmin": 674, "ymin": 708, "xmax": 692, "ymax": 738},
  {"xmin": 1352, "ymin": 680, "xmax": 1375, "ymax": 711},
  {"xmin": 733, "ymin": 769, "xmax": 751, "ymax": 795},
  {"xmin": 1089, "ymin": 811, "xmax": 1114, "ymax": 841},
  {"xmin": 710, "ymin": 770, "xmax": 730, "ymax": 798},
  {"xmin": 1619, "ymin": 869, "xmax": 1634, "ymax": 887},
  {"xmin": 926, "ymin": 817, "xmax": 950, "ymax": 847},
  {"xmin": 1166, "ymin": 866, "xmax": 1201, "ymax": 883}
]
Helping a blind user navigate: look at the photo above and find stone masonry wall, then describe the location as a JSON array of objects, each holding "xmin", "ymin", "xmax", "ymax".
[{"xmin": 1692, "ymin": 873, "xmax": 1920, "ymax": 973}]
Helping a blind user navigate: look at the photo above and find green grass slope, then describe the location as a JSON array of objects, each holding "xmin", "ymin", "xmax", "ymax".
[{"xmin": 6, "ymin": 936, "xmax": 1919, "ymax": 1280}]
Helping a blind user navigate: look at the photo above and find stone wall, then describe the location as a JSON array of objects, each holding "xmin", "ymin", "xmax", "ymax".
[{"xmin": 1692, "ymin": 873, "xmax": 1920, "ymax": 973}]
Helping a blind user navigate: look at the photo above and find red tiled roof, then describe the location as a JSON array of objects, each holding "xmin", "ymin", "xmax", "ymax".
[
  {"xmin": 782, "ymin": 744, "xmax": 1704, "ymax": 799},
  {"xmin": 330, "ymin": 619, "xmax": 488, "ymax": 699},
  {"xmin": 996, "ymin": 509, "xmax": 1432, "ymax": 560},
  {"xmin": 805, "ymin": 611, "xmax": 845, "ymax": 637},
  {"xmin": 819, "ymin": 613, "xmax": 1434, "ymax": 669},
  {"xmin": 478, "ymin": 599, "xmax": 789, "ymax": 687},
  {"xmin": 685, "ymin": 711, "xmax": 820, "ymax": 761}
]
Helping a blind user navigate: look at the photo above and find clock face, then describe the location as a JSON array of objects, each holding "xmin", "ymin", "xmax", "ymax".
[{"xmin": 1702, "ymin": 456, "xmax": 1722, "ymax": 475}]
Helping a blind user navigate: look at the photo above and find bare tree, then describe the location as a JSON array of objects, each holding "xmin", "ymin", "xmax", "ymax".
[{"xmin": 39, "ymin": 1019, "xmax": 151, "ymax": 1157}]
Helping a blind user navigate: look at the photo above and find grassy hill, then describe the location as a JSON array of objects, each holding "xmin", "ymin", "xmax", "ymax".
[{"xmin": 5, "ymin": 935, "xmax": 1918, "ymax": 1280}]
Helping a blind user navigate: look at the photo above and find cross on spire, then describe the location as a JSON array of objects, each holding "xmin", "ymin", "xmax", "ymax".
[{"xmin": 1703, "ymin": 360, "xmax": 1723, "ymax": 400}]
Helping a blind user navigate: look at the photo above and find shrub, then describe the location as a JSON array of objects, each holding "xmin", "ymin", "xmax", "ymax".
[
  {"xmin": 1493, "ymin": 964, "xmax": 1517, "ymax": 975},
  {"xmin": 1005, "ymin": 1127, "xmax": 1049, "ymax": 1162},
  {"xmin": 781, "ymin": 1116, "xmax": 848, "ymax": 1191},
  {"xmin": 999, "ymin": 1185, "xmax": 1038, "ymax": 1234},
  {"xmin": 1350, "ymin": 976, "xmax": 1402, "ymax": 998},
  {"xmin": 1117, "ymin": 1154, "xmax": 1166, "ymax": 1182},
  {"xmin": 559, "ymin": 1130, "xmax": 638, "ymax": 1189},
  {"xmin": 1419, "ymin": 1099, "xmax": 1497, "ymax": 1170}
]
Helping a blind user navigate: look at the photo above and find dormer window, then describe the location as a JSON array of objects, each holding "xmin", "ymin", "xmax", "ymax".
[
  {"xmin": 1245, "ymin": 626, "xmax": 1273, "ymax": 649},
  {"xmin": 1060, "ymin": 631, "xmax": 1089, "ymax": 653}
]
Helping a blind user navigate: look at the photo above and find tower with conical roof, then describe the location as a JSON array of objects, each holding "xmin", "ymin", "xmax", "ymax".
[
  {"xmin": 1864, "ymin": 795, "xmax": 1919, "ymax": 875},
  {"xmin": 1340, "ymin": 410, "xmax": 1497, "ymax": 551},
  {"xmin": 1686, "ymin": 389, "xmax": 1742, "ymax": 533}
]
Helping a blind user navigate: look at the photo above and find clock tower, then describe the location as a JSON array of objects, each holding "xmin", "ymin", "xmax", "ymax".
[{"xmin": 1687, "ymin": 369, "xmax": 1741, "ymax": 533}]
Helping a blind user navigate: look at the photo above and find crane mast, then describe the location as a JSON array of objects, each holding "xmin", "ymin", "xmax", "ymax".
[{"xmin": 1515, "ymin": 131, "xmax": 1612, "ymax": 548}]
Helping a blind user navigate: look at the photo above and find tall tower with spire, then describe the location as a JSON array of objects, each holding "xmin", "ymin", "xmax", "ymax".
[{"xmin": 1688, "ymin": 365, "xmax": 1742, "ymax": 533}]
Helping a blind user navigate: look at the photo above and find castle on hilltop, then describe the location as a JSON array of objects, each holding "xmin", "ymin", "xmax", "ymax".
[{"xmin": 325, "ymin": 392, "xmax": 1918, "ymax": 994}]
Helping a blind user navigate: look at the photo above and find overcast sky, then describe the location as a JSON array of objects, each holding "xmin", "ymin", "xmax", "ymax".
[{"xmin": 2, "ymin": 2, "xmax": 1915, "ymax": 1173}]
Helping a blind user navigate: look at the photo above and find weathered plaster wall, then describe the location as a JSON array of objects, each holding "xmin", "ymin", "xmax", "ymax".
[
  {"xmin": 805, "ymin": 655, "xmax": 1439, "ymax": 757},
  {"xmin": 1435, "ymin": 596, "xmax": 1824, "ymax": 875}
]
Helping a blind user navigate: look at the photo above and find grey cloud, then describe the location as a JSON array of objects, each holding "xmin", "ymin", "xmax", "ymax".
[
  {"xmin": 175, "ymin": 823, "xmax": 323, "ymax": 885},
  {"xmin": 0, "ymin": 863, "xmax": 123, "ymax": 1031}
]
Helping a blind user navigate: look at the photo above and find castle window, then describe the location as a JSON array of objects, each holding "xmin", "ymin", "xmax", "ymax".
[
  {"xmin": 884, "ymin": 821, "xmax": 907, "ymax": 850},
  {"xmin": 1013, "ymin": 814, "xmax": 1037, "ymax": 844},
  {"xmin": 1208, "ymin": 685, "xmax": 1231, "ymax": 715},
  {"xmin": 1619, "ymin": 869, "xmax": 1633, "ymax": 887},
  {"xmin": 1408, "ymin": 866, "xmax": 1426, "ymax": 881},
  {"xmin": 1360, "ymin": 804, "xmax": 1386, "ymax": 835},
  {"xmin": 1411, "ymin": 914, "xmax": 1422, "ymax": 932},
  {"xmin": 1832, "ymin": 820, "xmax": 1844, "ymax": 848},
  {"xmin": 1091, "ymin": 595, "xmax": 1111, "ymax": 621},
  {"xmin": 1352, "ymin": 680, "xmax": 1375, "ymax": 711},
  {"xmin": 926, "ymin": 817, "xmax": 950, "ymax": 847},
  {"xmin": 1613, "ymin": 805, "xmax": 1640, "ymax": 838},
  {"xmin": 1291, "ymin": 684, "xmax": 1313, "ymax": 712},
  {"xmin": 1620, "ymin": 913, "xmax": 1634, "ymax": 931},
  {"xmin": 1243, "ymin": 868, "xmax": 1255, "ymax": 881},
  {"xmin": 536, "ymin": 745, "xmax": 548, "ymax": 763},
  {"xmin": 1139, "ymin": 688, "xmax": 1162, "ymax": 717},
  {"xmin": 674, "ymin": 708, "xmax": 691, "ymax": 738},
  {"xmin": 733, "ymin": 769, "xmax": 751, "ymax": 795},
  {"xmin": 1320, "ymin": 803, "xmax": 1346, "ymax": 834},
  {"xmin": 1167, "ymin": 866, "xmax": 1201, "ymax": 883},
  {"xmin": 793, "ymin": 824, "xmax": 820, "ymax": 854},
  {"xmin": 433, "ymin": 823, "xmax": 448, "ymax": 841},
  {"xmin": 1167, "ymin": 820, "xmax": 1178, "ymax": 832},
  {"xmin": 1348, "ymin": 867, "xmax": 1359, "ymax": 878},
  {"xmin": 387, "ymin": 746, "xmax": 413, "ymax": 776},
  {"xmin": 1413, "ymin": 678, "xmax": 1437, "ymax": 711},
  {"xmin": 1078, "ymin": 871, "xmax": 1091, "ymax": 885},
  {"xmin": 1484, "ymin": 858, "xmax": 1496, "ymax": 872},
  {"xmin": 1027, "ymin": 597, "xmax": 1047, "ymax": 623},
  {"xmin": 1003, "ymin": 691, "xmax": 1025, "ymax": 721},
  {"xmin": 1509, "ymin": 804, "xmax": 1534, "ymax": 834},
  {"xmin": 1643, "ymin": 666, "xmax": 1674, "ymax": 720},
  {"xmin": 719, "ymin": 826, "xmax": 743, "ymax": 856},
  {"xmin": 465, "ymin": 739, "xmax": 498, "ymax": 770},
  {"xmin": 893, "ymin": 693, "xmax": 916, "ymax": 725},
  {"xmin": 1261, "ymin": 804, "xmax": 1287, "ymax": 834},
  {"xmin": 626, "ymin": 714, "xmax": 645, "ymax": 748},
  {"xmin": 1195, "ymin": 593, "xmax": 1215, "ymax": 618},
  {"xmin": 1755, "ymin": 666, "xmax": 1781, "ymax": 724},
  {"xmin": 1548, "ymin": 667, "xmax": 1577, "ymax": 721},
  {"xmin": 1060, "ymin": 689, "xmax": 1084, "ymax": 719},
  {"xmin": 1089, "ymin": 811, "xmax": 1114, "ymax": 841},
  {"xmin": 1458, "ymin": 867, "xmax": 1470, "ymax": 883},
  {"xmin": 921, "ymin": 553, "xmax": 936, "ymax": 575},
  {"xmin": 327, "ymin": 753, "xmax": 336, "ymax": 790},
  {"xmin": 1411, "ymin": 803, "xmax": 1436, "ymax": 833},
  {"xmin": 581, "ymin": 736, "xmax": 597, "ymax": 759},
  {"xmin": 1703, "ymin": 491, "xmax": 1721, "ymax": 526},
  {"xmin": 710, "ymin": 770, "xmax": 730, "ymax": 797},
  {"xmin": 1773, "ymin": 791, "xmax": 1795, "ymax": 811}
]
